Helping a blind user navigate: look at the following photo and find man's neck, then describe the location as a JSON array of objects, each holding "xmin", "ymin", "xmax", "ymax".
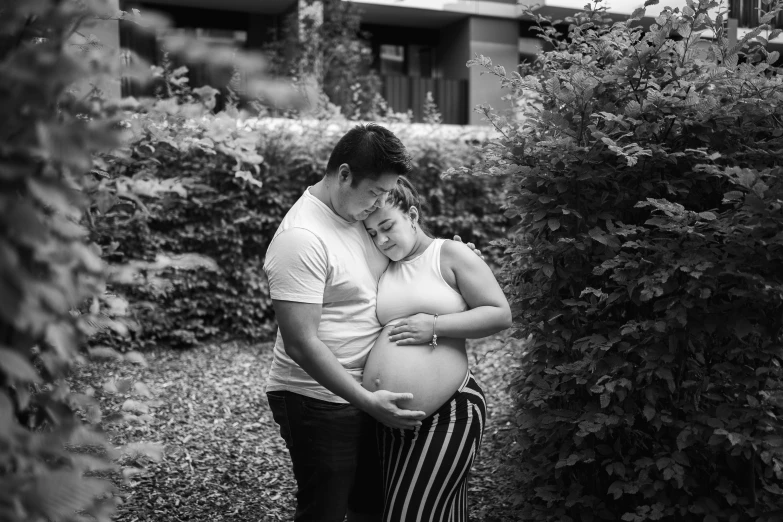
[{"xmin": 309, "ymin": 178, "xmax": 338, "ymax": 215}]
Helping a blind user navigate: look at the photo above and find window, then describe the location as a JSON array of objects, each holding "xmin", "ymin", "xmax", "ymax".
[
  {"xmin": 380, "ymin": 44, "xmax": 405, "ymax": 75},
  {"xmin": 407, "ymin": 45, "xmax": 433, "ymax": 77}
]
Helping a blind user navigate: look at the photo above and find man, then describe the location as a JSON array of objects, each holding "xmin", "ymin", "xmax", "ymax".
[{"xmin": 264, "ymin": 123, "xmax": 425, "ymax": 522}]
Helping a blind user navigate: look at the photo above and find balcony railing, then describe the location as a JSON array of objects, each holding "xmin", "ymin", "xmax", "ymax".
[
  {"xmin": 381, "ymin": 75, "xmax": 469, "ymax": 125},
  {"xmin": 729, "ymin": 0, "xmax": 783, "ymax": 28}
]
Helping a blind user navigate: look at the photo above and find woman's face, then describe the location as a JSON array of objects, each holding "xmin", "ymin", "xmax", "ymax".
[{"xmin": 363, "ymin": 203, "xmax": 416, "ymax": 262}]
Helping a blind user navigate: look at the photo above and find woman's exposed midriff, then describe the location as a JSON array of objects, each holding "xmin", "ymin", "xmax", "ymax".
[{"xmin": 362, "ymin": 324, "xmax": 468, "ymax": 417}]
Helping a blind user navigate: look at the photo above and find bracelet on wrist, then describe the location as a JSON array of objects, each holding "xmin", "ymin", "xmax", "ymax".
[{"xmin": 429, "ymin": 314, "xmax": 439, "ymax": 346}]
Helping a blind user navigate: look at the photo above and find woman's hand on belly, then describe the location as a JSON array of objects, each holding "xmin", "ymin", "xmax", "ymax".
[
  {"xmin": 387, "ymin": 313, "xmax": 437, "ymax": 345},
  {"xmin": 364, "ymin": 328, "xmax": 468, "ymax": 416}
]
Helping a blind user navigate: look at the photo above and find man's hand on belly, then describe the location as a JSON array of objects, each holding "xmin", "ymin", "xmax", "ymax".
[{"xmin": 364, "ymin": 390, "xmax": 426, "ymax": 430}]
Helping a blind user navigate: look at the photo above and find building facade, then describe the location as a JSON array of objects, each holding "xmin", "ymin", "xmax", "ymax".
[{"xmin": 117, "ymin": 0, "xmax": 783, "ymax": 125}]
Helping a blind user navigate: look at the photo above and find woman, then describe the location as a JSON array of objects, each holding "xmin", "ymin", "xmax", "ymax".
[{"xmin": 362, "ymin": 176, "xmax": 512, "ymax": 522}]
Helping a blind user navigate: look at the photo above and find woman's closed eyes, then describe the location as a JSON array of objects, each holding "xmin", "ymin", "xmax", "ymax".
[{"xmin": 368, "ymin": 224, "xmax": 394, "ymax": 238}]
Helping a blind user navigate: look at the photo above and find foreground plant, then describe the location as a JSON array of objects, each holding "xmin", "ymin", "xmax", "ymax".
[
  {"xmin": 0, "ymin": 0, "xmax": 292, "ymax": 518},
  {"xmin": 460, "ymin": 0, "xmax": 783, "ymax": 520}
]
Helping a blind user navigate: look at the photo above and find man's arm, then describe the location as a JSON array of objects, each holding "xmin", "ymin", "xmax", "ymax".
[{"xmin": 272, "ymin": 299, "xmax": 426, "ymax": 429}]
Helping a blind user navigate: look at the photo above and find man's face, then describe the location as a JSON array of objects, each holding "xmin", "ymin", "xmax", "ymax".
[{"xmin": 335, "ymin": 170, "xmax": 399, "ymax": 223}]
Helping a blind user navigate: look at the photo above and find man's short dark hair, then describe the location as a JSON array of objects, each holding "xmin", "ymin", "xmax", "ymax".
[{"xmin": 326, "ymin": 123, "xmax": 413, "ymax": 186}]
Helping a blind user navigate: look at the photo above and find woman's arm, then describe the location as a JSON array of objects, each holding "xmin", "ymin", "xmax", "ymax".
[{"xmin": 388, "ymin": 241, "xmax": 512, "ymax": 344}]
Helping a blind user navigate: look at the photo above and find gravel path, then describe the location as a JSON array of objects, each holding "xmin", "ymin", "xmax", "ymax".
[{"xmin": 68, "ymin": 335, "xmax": 525, "ymax": 521}]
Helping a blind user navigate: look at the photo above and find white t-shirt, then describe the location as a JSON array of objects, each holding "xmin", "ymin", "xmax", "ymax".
[{"xmin": 263, "ymin": 188, "xmax": 389, "ymax": 402}]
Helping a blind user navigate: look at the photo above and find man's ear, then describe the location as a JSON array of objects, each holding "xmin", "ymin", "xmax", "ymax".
[{"xmin": 337, "ymin": 164, "xmax": 352, "ymax": 184}]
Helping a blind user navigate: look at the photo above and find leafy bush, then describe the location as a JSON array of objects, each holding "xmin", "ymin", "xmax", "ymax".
[
  {"xmin": 464, "ymin": 0, "xmax": 783, "ymax": 520},
  {"xmin": 0, "ymin": 1, "xmax": 167, "ymax": 519},
  {"xmin": 0, "ymin": 0, "xmax": 294, "ymax": 518},
  {"xmin": 102, "ymin": 118, "xmax": 509, "ymax": 349},
  {"xmin": 91, "ymin": 63, "xmax": 277, "ymax": 347}
]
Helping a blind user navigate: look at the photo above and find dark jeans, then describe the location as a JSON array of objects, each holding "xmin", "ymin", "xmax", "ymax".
[{"xmin": 267, "ymin": 390, "xmax": 383, "ymax": 522}]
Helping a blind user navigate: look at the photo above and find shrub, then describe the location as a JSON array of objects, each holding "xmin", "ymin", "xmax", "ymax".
[
  {"xmin": 0, "ymin": 0, "xmax": 294, "ymax": 518},
  {"xmin": 102, "ymin": 118, "xmax": 509, "ymax": 349},
  {"xmin": 463, "ymin": 0, "xmax": 783, "ymax": 520},
  {"xmin": 92, "ymin": 67, "xmax": 278, "ymax": 347},
  {"xmin": 0, "ymin": 1, "xmax": 165, "ymax": 519}
]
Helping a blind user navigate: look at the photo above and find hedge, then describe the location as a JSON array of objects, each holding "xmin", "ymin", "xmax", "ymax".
[
  {"xmin": 0, "ymin": 1, "xmax": 289, "ymax": 519},
  {"xmin": 462, "ymin": 1, "xmax": 783, "ymax": 520},
  {"xmin": 97, "ymin": 118, "xmax": 510, "ymax": 349}
]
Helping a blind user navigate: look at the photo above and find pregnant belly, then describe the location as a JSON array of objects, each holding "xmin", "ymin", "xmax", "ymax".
[{"xmin": 362, "ymin": 325, "xmax": 468, "ymax": 417}]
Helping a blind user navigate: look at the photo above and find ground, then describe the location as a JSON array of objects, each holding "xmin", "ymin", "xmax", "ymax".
[{"xmin": 68, "ymin": 335, "xmax": 525, "ymax": 521}]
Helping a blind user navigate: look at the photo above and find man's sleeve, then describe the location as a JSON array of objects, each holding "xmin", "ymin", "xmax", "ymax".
[{"xmin": 264, "ymin": 228, "xmax": 328, "ymax": 304}]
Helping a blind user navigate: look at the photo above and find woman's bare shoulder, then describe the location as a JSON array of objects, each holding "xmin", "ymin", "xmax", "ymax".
[
  {"xmin": 440, "ymin": 238, "xmax": 473, "ymax": 258},
  {"xmin": 440, "ymin": 239, "xmax": 483, "ymax": 286}
]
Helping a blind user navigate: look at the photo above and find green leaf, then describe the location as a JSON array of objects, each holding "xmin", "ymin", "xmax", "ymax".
[
  {"xmin": 124, "ymin": 351, "xmax": 148, "ymax": 367},
  {"xmin": 630, "ymin": 7, "xmax": 645, "ymax": 19},
  {"xmin": 763, "ymin": 483, "xmax": 783, "ymax": 495},
  {"xmin": 608, "ymin": 481, "xmax": 625, "ymax": 499},
  {"xmin": 133, "ymin": 381, "xmax": 153, "ymax": 399},
  {"xmin": 734, "ymin": 318, "xmax": 753, "ymax": 339},
  {"xmin": 37, "ymin": 122, "xmax": 93, "ymax": 173},
  {"xmin": 121, "ymin": 442, "xmax": 165, "ymax": 462},
  {"xmin": 764, "ymin": 435, "xmax": 783, "ymax": 447},
  {"xmin": 6, "ymin": 201, "xmax": 48, "ymax": 247},
  {"xmin": 588, "ymin": 227, "xmax": 609, "ymax": 245},
  {"xmin": 655, "ymin": 368, "xmax": 676, "ymax": 393},
  {"xmin": 116, "ymin": 378, "xmax": 134, "ymax": 394},
  {"xmin": 676, "ymin": 428, "xmax": 692, "ymax": 451},
  {"xmin": 32, "ymin": 472, "xmax": 115, "ymax": 520},
  {"xmin": 102, "ymin": 379, "xmax": 118, "ymax": 394},
  {"xmin": 0, "ymin": 347, "xmax": 41, "ymax": 383},
  {"xmin": 29, "ymin": 178, "xmax": 84, "ymax": 218},
  {"xmin": 0, "ymin": 392, "xmax": 14, "ymax": 436},
  {"xmin": 121, "ymin": 399, "xmax": 150, "ymax": 414},
  {"xmin": 87, "ymin": 346, "xmax": 123, "ymax": 361},
  {"xmin": 45, "ymin": 322, "xmax": 77, "ymax": 360}
]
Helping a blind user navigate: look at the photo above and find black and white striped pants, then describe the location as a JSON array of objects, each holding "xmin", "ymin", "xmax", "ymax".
[{"xmin": 377, "ymin": 372, "xmax": 487, "ymax": 522}]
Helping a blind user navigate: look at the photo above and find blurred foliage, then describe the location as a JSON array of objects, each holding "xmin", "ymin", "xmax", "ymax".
[
  {"xmin": 459, "ymin": 0, "xmax": 783, "ymax": 520},
  {"xmin": 0, "ymin": 0, "xmax": 297, "ymax": 519},
  {"xmin": 261, "ymin": 0, "xmax": 407, "ymax": 122},
  {"xmin": 423, "ymin": 91, "xmax": 444, "ymax": 125},
  {"xmin": 0, "ymin": 1, "xmax": 163, "ymax": 519}
]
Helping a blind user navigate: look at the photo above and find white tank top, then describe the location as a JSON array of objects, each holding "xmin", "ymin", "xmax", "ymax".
[{"xmin": 377, "ymin": 238, "xmax": 468, "ymax": 326}]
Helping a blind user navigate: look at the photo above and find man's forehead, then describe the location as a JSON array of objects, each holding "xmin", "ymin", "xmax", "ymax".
[
  {"xmin": 369, "ymin": 174, "xmax": 399, "ymax": 192},
  {"xmin": 364, "ymin": 205, "xmax": 393, "ymax": 227}
]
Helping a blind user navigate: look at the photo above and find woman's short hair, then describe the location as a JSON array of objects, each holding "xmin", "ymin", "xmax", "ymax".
[{"xmin": 326, "ymin": 123, "xmax": 413, "ymax": 186}]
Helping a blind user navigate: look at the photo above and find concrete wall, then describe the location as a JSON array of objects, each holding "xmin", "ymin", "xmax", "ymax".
[
  {"xmin": 466, "ymin": 16, "xmax": 518, "ymax": 125},
  {"xmin": 437, "ymin": 18, "xmax": 471, "ymax": 81}
]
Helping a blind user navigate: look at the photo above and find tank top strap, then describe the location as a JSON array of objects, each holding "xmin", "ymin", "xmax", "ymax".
[{"xmin": 430, "ymin": 238, "xmax": 446, "ymax": 280}]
